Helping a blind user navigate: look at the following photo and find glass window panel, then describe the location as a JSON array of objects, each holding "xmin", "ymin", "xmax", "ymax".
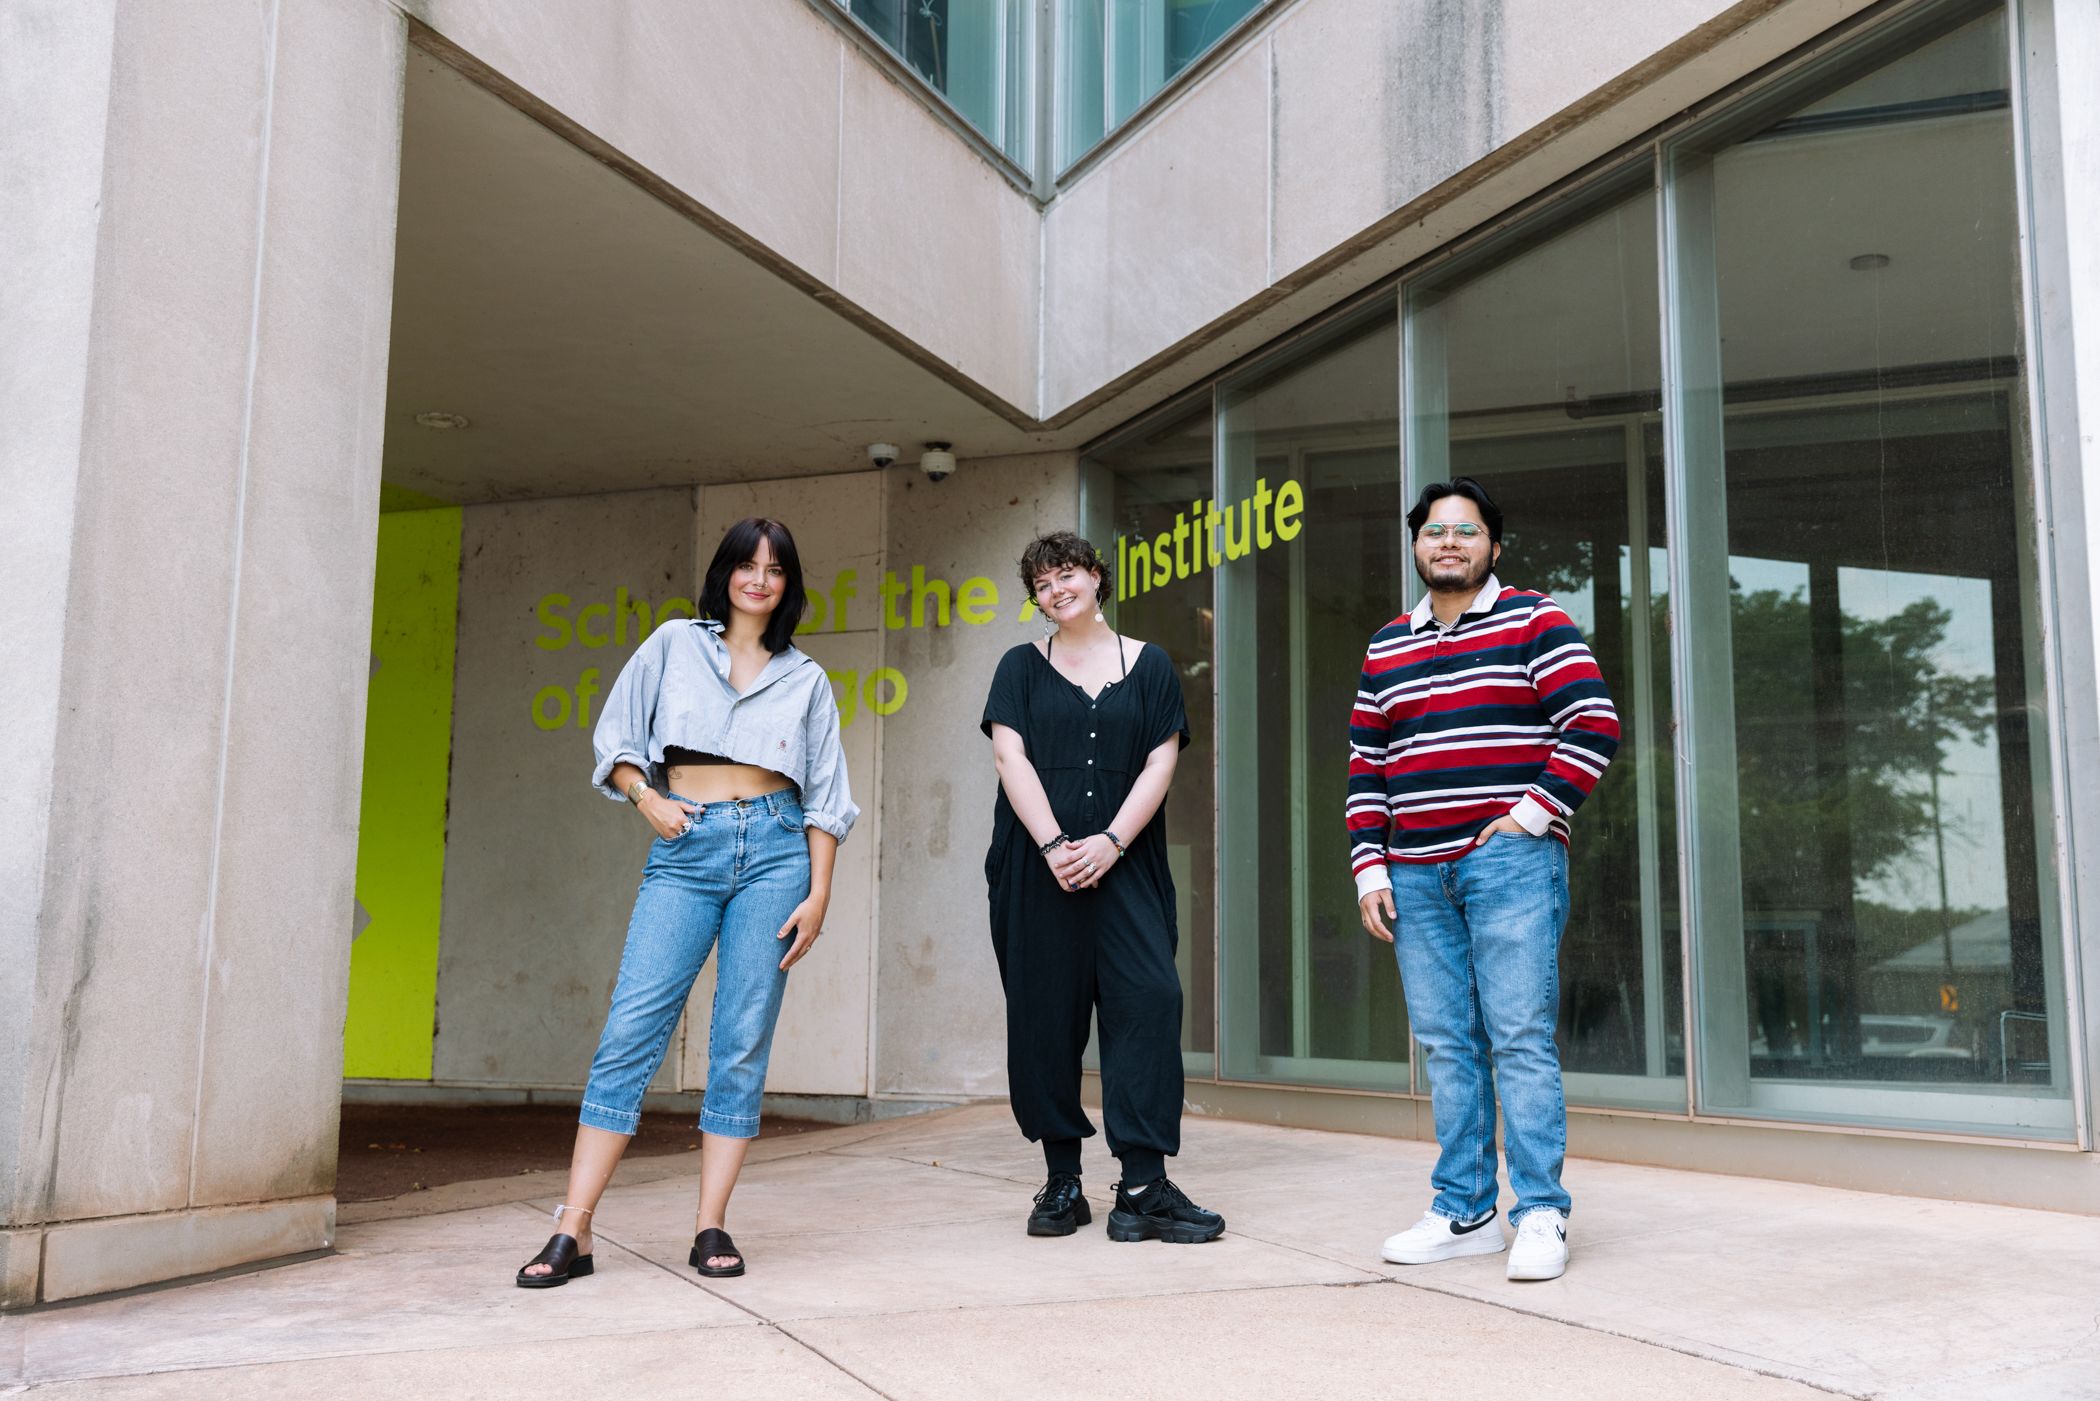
[
  {"xmin": 1217, "ymin": 303, "xmax": 1407, "ymax": 1090},
  {"xmin": 1060, "ymin": 1, "xmax": 1108, "ymax": 167},
  {"xmin": 1666, "ymin": 1, "xmax": 2072, "ymax": 1136},
  {"xmin": 1057, "ymin": 0, "xmax": 1264, "ymax": 170},
  {"xmin": 1405, "ymin": 175, "xmax": 1685, "ymax": 1112},
  {"xmin": 1085, "ymin": 402, "xmax": 1218, "ymax": 1060},
  {"xmin": 846, "ymin": 0, "xmax": 1035, "ymax": 169}
]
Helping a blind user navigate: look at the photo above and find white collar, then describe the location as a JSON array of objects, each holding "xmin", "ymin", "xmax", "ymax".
[{"xmin": 1410, "ymin": 573, "xmax": 1503, "ymax": 632}]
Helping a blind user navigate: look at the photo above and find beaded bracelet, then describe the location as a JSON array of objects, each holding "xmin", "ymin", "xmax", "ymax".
[
  {"xmin": 1102, "ymin": 830, "xmax": 1125, "ymax": 855},
  {"xmin": 1038, "ymin": 833, "xmax": 1071, "ymax": 854}
]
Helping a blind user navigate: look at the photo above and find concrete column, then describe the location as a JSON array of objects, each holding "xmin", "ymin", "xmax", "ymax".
[{"xmin": 0, "ymin": 0, "xmax": 406, "ymax": 1304}]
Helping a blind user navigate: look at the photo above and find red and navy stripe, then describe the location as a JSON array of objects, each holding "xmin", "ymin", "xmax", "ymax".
[{"xmin": 1347, "ymin": 588, "xmax": 1619, "ymax": 872}]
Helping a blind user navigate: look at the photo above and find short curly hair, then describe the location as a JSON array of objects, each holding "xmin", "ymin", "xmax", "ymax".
[{"xmin": 1018, "ymin": 530, "xmax": 1114, "ymax": 604}]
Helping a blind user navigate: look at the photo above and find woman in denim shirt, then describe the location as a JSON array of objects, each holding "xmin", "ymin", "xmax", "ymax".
[{"xmin": 517, "ymin": 517, "xmax": 857, "ymax": 1287}]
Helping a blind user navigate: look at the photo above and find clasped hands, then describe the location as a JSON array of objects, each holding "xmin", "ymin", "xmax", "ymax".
[{"xmin": 1043, "ymin": 833, "xmax": 1119, "ymax": 892}]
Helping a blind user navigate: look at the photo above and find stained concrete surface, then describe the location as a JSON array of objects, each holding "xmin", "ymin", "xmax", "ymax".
[{"xmin": 9, "ymin": 1106, "xmax": 2097, "ymax": 1399}]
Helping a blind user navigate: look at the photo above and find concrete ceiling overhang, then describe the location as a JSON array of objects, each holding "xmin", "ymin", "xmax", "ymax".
[
  {"xmin": 385, "ymin": 4, "xmax": 2005, "ymax": 510},
  {"xmin": 383, "ymin": 44, "xmax": 1053, "ymax": 506}
]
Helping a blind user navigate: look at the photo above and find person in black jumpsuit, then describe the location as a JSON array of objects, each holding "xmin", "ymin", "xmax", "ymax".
[{"xmin": 982, "ymin": 531, "xmax": 1225, "ymax": 1244}]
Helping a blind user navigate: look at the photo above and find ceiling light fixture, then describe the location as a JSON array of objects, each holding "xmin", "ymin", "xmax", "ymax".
[
  {"xmin": 1848, "ymin": 253, "xmax": 1891, "ymax": 272},
  {"xmin": 414, "ymin": 411, "xmax": 471, "ymax": 430}
]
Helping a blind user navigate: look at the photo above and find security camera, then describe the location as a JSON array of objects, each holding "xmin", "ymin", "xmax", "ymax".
[
  {"xmin": 867, "ymin": 442, "xmax": 899, "ymax": 469},
  {"xmin": 920, "ymin": 442, "xmax": 957, "ymax": 483}
]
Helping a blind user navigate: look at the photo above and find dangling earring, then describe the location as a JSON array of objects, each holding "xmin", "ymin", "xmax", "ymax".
[{"xmin": 1042, "ymin": 613, "xmax": 1058, "ymax": 639}]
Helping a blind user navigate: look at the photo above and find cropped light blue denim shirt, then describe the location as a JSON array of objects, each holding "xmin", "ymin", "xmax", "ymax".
[{"xmin": 591, "ymin": 618, "xmax": 858, "ymax": 842}]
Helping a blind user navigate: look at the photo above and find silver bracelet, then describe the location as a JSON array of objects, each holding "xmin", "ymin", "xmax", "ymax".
[{"xmin": 624, "ymin": 778, "xmax": 650, "ymax": 805}]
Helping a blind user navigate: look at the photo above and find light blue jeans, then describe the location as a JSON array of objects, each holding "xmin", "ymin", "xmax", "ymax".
[
  {"xmin": 1390, "ymin": 833, "xmax": 1571, "ymax": 1224},
  {"xmin": 579, "ymin": 789, "xmax": 810, "ymax": 1140}
]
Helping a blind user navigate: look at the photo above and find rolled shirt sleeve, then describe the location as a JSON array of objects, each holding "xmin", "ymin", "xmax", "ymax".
[
  {"xmin": 589, "ymin": 626, "xmax": 667, "ymax": 800},
  {"xmin": 797, "ymin": 668, "xmax": 859, "ymax": 842}
]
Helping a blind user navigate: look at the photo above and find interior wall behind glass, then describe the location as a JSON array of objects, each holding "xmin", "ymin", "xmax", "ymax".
[
  {"xmin": 1057, "ymin": 0, "xmax": 1263, "ymax": 169},
  {"xmin": 1089, "ymin": 404, "xmax": 1218, "ymax": 1056},
  {"xmin": 1405, "ymin": 174, "xmax": 1683, "ymax": 1110},
  {"xmin": 1218, "ymin": 303, "xmax": 1407, "ymax": 1089},
  {"xmin": 1667, "ymin": 1, "xmax": 2071, "ymax": 1136},
  {"xmin": 847, "ymin": 0, "xmax": 1034, "ymax": 168}
]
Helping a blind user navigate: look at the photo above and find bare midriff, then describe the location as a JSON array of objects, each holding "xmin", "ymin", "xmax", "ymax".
[{"xmin": 665, "ymin": 759, "xmax": 794, "ymax": 803}]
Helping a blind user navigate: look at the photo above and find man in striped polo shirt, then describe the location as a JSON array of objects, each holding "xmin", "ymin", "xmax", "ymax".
[{"xmin": 1350, "ymin": 476, "xmax": 1619, "ymax": 1282}]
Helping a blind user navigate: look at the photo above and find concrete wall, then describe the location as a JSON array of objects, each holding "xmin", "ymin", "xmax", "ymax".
[
  {"xmin": 0, "ymin": 0, "xmax": 406, "ymax": 1305},
  {"xmin": 394, "ymin": 0, "xmax": 1909, "ymax": 440},
  {"xmin": 1039, "ymin": 0, "xmax": 1889, "ymax": 426},
  {"xmin": 404, "ymin": 0, "xmax": 1040, "ymax": 419},
  {"xmin": 433, "ymin": 488, "xmax": 695, "ymax": 1089},
  {"xmin": 675, "ymin": 475, "xmax": 889, "ymax": 1100},
  {"xmin": 390, "ymin": 460, "xmax": 1078, "ymax": 1110},
  {"xmin": 378, "ymin": 478, "xmax": 896, "ymax": 1106},
  {"xmin": 0, "ymin": 0, "xmax": 120, "ymax": 1304},
  {"xmin": 875, "ymin": 452, "xmax": 1082, "ymax": 1098}
]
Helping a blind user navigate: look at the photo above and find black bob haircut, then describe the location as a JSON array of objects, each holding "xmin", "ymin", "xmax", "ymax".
[
  {"xmin": 698, "ymin": 517, "xmax": 808, "ymax": 654},
  {"xmin": 1406, "ymin": 476, "xmax": 1504, "ymax": 543},
  {"xmin": 1018, "ymin": 530, "xmax": 1114, "ymax": 604}
]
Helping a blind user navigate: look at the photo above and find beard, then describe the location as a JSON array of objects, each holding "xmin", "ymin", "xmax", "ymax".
[{"xmin": 1415, "ymin": 551, "xmax": 1493, "ymax": 594}]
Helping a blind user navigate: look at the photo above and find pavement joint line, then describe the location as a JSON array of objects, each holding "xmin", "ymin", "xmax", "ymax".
[
  {"xmin": 600, "ymin": 1209, "xmax": 1022, "ymax": 1243},
  {"xmin": 0, "ymin": 1249, "xmax": 341, "ymax": 1318},
  {"xmin": 1364, "ymin": 1274, "xmax": 1869, "ymax": 1399},
  {"xmin": 606, "ymin": 1234, "xmax": 893, "ymax": 1399},
  {"xmin": 1131, "ymin": 1209, "xmax": 1873, "ymax": 1399},
  {"xmin": 751, "ymin": 1275, "xmax": 1391, "ymax": 1327},
  {"xmin": 826, "ymin": 1147, "xmax": 1047, "ymax": 1191},
  {"xmin": 358, "ymin": 1168, "xmax": 1921, "ymax": 1398},
  {"xmin": 768, "ymin": 1322, "xmax": 904, "ymax": 1401},
  {"xmin": 10, "ymin": 1318, "xmax": 750, "ymax": 1391}
]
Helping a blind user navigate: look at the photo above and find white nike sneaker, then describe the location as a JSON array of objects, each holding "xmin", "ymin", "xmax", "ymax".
[
  {"xmin": 1506, "ymin": 1208, "xmax": 1569, "ymax": 1280},
  {"xmin": 1380, "ymin": 1210, "xmax": 1505, "ymax": 1265}
]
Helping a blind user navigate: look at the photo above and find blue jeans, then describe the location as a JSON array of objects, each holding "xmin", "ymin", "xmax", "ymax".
[
  {"xmin": 1390, "ymin": 833, "xmax": 1571, "ymax": 1223},
  {"xmin": 580, "ymin": 790, "xmax": 810, "ymax": 1139}
]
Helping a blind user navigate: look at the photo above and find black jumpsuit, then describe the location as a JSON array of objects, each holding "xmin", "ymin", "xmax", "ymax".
[{"xmin": 981, "ymin": 639, "xmax": 1190, "ymax": 1180}]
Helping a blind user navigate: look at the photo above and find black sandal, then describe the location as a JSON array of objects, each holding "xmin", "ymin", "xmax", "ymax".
[
  {"xmin": 516, "ymin": 1204, "xmax": 595, "ymax": 1288},
  {"xmin": 689, "ymin": 1227, "xmax": 745, "ymax": 1278}
]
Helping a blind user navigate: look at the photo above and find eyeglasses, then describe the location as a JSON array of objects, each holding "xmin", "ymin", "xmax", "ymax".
[{"xmin": 1419, "ymin": 522, "xmax": 1485, "ymax": 541}]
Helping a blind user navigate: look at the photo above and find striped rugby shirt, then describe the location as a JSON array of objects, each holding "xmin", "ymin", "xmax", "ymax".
[{"xmin": 1348, "ymin": 574, "xmax": 1620, "ymax": 896}]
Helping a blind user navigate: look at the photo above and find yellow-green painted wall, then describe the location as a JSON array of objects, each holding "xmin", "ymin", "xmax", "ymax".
[{"xmin": 343, "ymin": 506, "xmax": 461, "ymax": 1078}]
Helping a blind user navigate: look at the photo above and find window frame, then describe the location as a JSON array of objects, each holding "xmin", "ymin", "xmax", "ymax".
[{"xmin": 1075, "ymin": 0, "xmax": 2091, "ymax": 1149}]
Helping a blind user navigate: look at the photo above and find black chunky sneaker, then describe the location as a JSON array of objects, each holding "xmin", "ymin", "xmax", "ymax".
[
  {"xmin": 1107, "ymin": 1177, "xmax": 1224, "ymax": 1243},
  {"xmin": 1027, "ymin": 1172, "xmax": 1092, "ymax": 1236}
]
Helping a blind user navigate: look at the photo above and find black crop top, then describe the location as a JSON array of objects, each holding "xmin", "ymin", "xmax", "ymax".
[{"xmin": 663, "ymin": 746, "xmax": 736, "ymax": 768}]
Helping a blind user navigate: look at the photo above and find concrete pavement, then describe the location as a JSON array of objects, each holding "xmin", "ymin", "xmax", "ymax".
[{"xmin": 5, "ymin": 1106, "xmax": 2096, "ymax": 1399}]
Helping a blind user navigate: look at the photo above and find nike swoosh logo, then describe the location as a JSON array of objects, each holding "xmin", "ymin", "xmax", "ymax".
[{"xmin": 1452, "ymin": 1214, "xmax": 1496, "ymax": 1236}]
